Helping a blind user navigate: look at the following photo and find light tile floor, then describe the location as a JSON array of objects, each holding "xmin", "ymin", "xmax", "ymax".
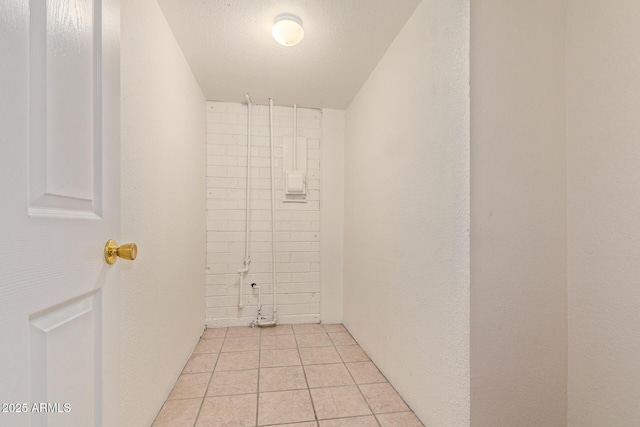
[{"xmin": 152, "ymin": 324, "xmax": 424, "ymax": 427}]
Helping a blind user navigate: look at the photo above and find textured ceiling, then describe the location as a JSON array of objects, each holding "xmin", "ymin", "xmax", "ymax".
[{"xmin": 157, "ymin": 0, "xmax": 422, "ymax": 109}]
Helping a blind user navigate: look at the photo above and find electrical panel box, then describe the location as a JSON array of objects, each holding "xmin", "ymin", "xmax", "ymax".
[
  {"xmin": 283, "ymin": 136, "xmax": 308, "ymax": 202},
  {"xmin": 286, "ymin": 171, "xmax": 306, "ymax": 194}
]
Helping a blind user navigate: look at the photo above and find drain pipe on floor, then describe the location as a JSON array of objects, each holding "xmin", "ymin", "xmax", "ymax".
[
  {"xmin": 256, "ymin": 98, "xmax": 278, "ymax": 327},
  {"xmin": 237, "ymin": 93, "xmax": 253, "ymax": 308}
]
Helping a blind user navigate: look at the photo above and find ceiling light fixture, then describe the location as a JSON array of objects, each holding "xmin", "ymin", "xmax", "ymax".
[{"xmin": 272, "ymin": 14, "xmax": 304, "ymax": 46}]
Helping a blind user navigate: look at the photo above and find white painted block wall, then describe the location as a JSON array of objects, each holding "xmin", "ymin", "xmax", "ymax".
[{"xmin": 205, "ymin": 101, "xmax": 322, "ymax": 326}]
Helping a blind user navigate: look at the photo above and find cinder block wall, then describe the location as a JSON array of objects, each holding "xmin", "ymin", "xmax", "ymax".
[{"xmin": 205, "ymin": 101, "xmax": 322, "ymax": 326}]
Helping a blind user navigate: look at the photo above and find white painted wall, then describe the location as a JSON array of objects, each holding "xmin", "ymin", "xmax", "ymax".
[
  {"xmin": 205, "ymin": 101, "xmax": 322, "ymax": 326},
  {"xmin": 343, "ymin": 0, "xmax": 470, "ymax": 425},
  {"xmin": 320, "ymin": 109, "xmax": 345, "ymax": 324},
  {"xmin": 566, "ymin": 2, "xmax": 640, "ymax": 425},
  {"xmin": 120, "ymin": 0, "xmax": 206, "ymax": 425},
  {"xmin": 469, "ymin": 1, "xmax": 567, "ymax": 426}
]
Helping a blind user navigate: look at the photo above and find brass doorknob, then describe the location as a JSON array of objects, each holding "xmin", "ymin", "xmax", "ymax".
[{"xmin": 104, "ymin": 239, "xmax": 138, "ymax": 265}]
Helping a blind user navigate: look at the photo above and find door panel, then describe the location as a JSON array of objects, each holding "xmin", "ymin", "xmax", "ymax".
[
  {"xmin": 0, "ymin": 1, "xmax": 120, "ymax": 426},
  {"xmin": 29, "ymin": 291, "xmax": 99, "ymax": 427},
  {"xmin": 29, "ymin": 0, "xmax": 102, "ymax": 217}
]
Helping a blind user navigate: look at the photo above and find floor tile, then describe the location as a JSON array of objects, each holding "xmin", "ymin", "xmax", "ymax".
[
  {"xmin": 328, "ymin": 332, "xmax": 356, "ymax": 346},
  {"xmin": 377, "ymin": 411, "xmax": 424, "ymax": 426},
  {"xmin": 304, "ymin": 363, "xmax": 354, "ymax": 388},
  {"xmin": 310, "ymin": 385, "xmax": 371, "ymax": 420},
  {"xmin": 215, "ymin": 351, "xmax": 259, "ymax": 371},
  {"xmin": 260, "ymin": 366, "xmax": 307, "ymax": 392},
  {"xmin": 359, "ymin": 383, "xmax": 409, "ymax": 414},
  {"xmin": 227, "ymin": 326, "xmax": 261, "ymax": 338},
  {"xmin": 261, "ymin": 334, "xmax": 297, "ymax": 350},
  {"xmin": 207, "ymin": 369, "xmax": 258, "ymax": 396},
  {"xmin": 293, "ymin": 324, "xmax": 326, "ymax": 334},
  {"xmin": 202, "ymin": 328, "xmax": 227, "ymax": 339},
  {"xmin": 260, "ymin": 325, "xmax": 294, "ymax": 336},
  {"xmin": 196, "ymin": 394, "xmax": 257, "ymax": 427},
  {"xmin": 156, "ymin": 323, "xmax": 423, "ymax": 427},
  {"xmin": 346, "ymin": 362, "xmax": 386, "ymax": 384},
  {"xmin": 319, "ymin": 415, "xmax": 379, "ymax": 427},
  {"xmin": 258, "ymin": 390, "xmax": 315, "ymax": 425},
  {"xmin": 299, "ymin": 346, "xmax": 342, "ymax": 365},
  {"xmin": 335, "ymin": 345, "xmax": 370, "ymax": 362},
  {"xmin": 322, "ymin": 324, "xmax": 347, "ymax": 333},
  {"xmin": 183, "ymin": 353, "xmax": 218, "ymax": 374},
  {"xmin": 193, "ymin": 338, "xmax": 224, "ymax": 354},
  {"xmin": 260, "ymin": 349, "xmax": 301, "ymax": 368},
  {"xmin": 296, "ymin": 333, "xmax": 333, "ymax": 348},
  {"xmin": 152, "ymin": 398, "xmax": 202, "ymax": 427},
  {"xmin": 222, "ymin": 336, "xmax": 260, "ymax": 352},
  {"xmin": 168, "ymin": 373, "xmax": 211, "ymax": 399}
]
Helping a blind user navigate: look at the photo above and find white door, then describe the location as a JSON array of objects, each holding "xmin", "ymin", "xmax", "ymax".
[{"xmin": 0, "ymin": 1, "xmax": 121, "ymax": 426}]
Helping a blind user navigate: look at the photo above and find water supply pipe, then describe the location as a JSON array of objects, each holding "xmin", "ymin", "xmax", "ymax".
[
  {"xmin": 237, "ymin": 93, "xmax": 253, "ymax": 308},
  {"xmin": 269, "ymin": 98, "xmax": 278, "ymax": 324},
  {"xmin": 256, "ymin": 98, "xmax": 278, "ymax": 326}
]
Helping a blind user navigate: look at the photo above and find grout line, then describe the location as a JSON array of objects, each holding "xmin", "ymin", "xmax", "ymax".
[
  {"xmin": 346, "ymin": 372, "xmax": 380, "ymax": 426},
  {"xmin": 192, "ymin": 327, "xmax": 227, "ymax": 427},
  {"xmin": 338, "ymin": 326, "xmax": 381, "ymax": 427},
  {"xmin": 296, "ymin": 327, "xmax": 319, "ymax": 423},
  {"xmin": 257, "ymin": 422, "xmax": 318, "ymax": 427},
  {"xmin": 340, "ymin": 327, "xmax": 422, "ymax": 426}
]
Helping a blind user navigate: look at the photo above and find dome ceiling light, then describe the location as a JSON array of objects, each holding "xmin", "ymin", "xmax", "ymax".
[{"xmin": 272, "ymin": 14, "xmax": 304, "ymax": 46}]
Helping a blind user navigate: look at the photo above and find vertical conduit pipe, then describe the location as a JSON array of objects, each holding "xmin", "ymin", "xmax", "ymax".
[
  {"xmin": 258, "ymin": 98, "xmax": 278, "ymax": 326},
  {"xmin": 293, "ymin": 104, "xmax": 297, "ymax": 170},
  {"xmin": 237, "ymin": 94, "xmax": 252, "ymax": 308},
  {"xmin": 270, "ymin": 99, "xmax": 278, "ymax": 323}
]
